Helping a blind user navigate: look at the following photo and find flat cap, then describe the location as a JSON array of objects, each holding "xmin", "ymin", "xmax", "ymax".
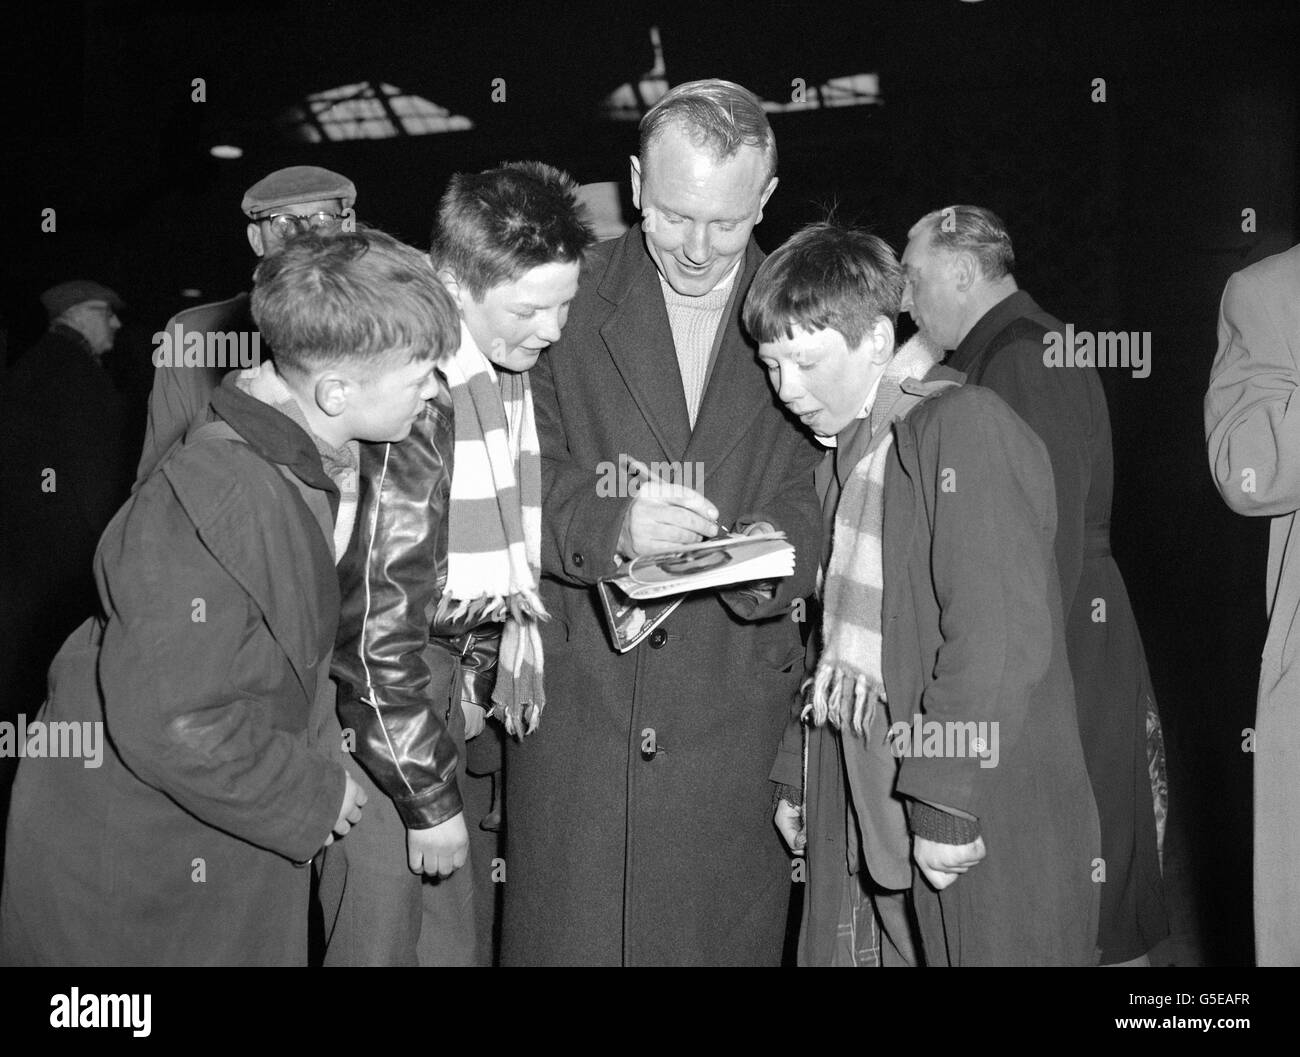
[
  {"xmin": 242, "ymin": 165, "xmax": 357, "ymax": 218},
  {"xmin": 41, "ymin": 280, "xmax": 126, "ymax": 320}
]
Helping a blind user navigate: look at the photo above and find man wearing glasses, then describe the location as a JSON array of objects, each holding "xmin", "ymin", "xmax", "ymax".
[{"xmin": 135, "ymin": 165, "xmax": 357, "ymax": 482}]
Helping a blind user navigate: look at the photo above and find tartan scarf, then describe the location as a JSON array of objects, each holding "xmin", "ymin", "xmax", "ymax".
[
  {"xmin": 441, "ymin": 321, "xmax": 547, "ymax": 736},
  {"xmin": 804, "ymin": 337, "xmax": 939, "ymax": 735}
]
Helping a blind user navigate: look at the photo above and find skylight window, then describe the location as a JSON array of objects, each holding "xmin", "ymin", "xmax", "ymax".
[{"xmin": 282, "ymin": 82, "xmax": 474, "ymax": 141}]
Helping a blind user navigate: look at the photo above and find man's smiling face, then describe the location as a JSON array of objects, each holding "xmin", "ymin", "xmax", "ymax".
[{"xmin": 631, "ymin": 123, "xmax": 777, "ymax": 297}]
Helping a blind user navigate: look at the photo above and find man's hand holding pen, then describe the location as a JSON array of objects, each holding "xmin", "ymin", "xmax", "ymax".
[{"xmin": 617, "ymin": 455, "xmax": 722, "ymax": 559}]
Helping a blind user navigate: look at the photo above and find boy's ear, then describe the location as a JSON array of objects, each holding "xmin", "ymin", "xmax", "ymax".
[
  {"xmin": 438, "ymin": 269, "xmax": 469, "ymax": 311},
  {"xmin": 869, "ymin": 317, "xmax": 896, "ymax": 364},
  {"xmin": 313, "ymin": 373, "xmax": 350, "ymax": 418},
  {"xmin": 247, "ymin": 222, "xmax": 265, "ymax": 258}
]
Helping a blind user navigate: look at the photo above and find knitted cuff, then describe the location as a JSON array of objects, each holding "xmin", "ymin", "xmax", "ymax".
[
  {"xmin": 909, "ymin": 800, "xmax": 981, "ymax": 845},
  {"xmin": 772, "ymin": 781, "xmax": 803, "ymax": 811}
]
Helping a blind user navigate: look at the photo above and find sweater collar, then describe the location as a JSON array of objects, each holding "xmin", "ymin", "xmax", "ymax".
[{"xmin": 657, "ymin": 259, "xmax": 741, "ymax": 309}]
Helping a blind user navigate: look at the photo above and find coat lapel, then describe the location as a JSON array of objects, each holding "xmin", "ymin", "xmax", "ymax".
[
  {"xmin": 597, "ymin": 229, "xmax": 692, "ymax": 462},
  {"xmin": 165, "ymin": 458, "xmax": 333, "ymax": 709},
  {"xmin": 835, "ymin": 418, "xmax": 874, "ymax": 489},
  {"xmin": 170, "ymin": 385, "xmax": 340, "ymax": 708}
]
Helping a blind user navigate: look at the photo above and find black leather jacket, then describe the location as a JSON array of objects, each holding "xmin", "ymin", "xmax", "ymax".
[{"xmin": 332, "ymin": 385, "xmax": 501, "ymax": 829}]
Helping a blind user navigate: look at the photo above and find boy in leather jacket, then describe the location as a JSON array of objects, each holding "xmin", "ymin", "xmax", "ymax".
[{"xmin": 320, "ymin": 162, "xmax": 593, "ymax": 965}]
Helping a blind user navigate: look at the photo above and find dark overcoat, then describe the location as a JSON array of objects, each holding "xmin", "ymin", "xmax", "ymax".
[
  {"xmin": 885, "ymin": 379, "xmax": 1102, "ymax": 965},
  {"xmin": 0, "ymin": 326, "xmax": 134, "ymax": 721},
  {"xmin": 781, "ymin": 373, "xmax": 1102, "ymax": 965},
  {"xmin": 946, "ymin": 290, "xmax": 1166, "ymax": 961},
  {"xmin": 502, "ymin": 227, "xmax": 822, "ymax": 966},
  {"xmin": 0, "ymin": 380, "xmax": 345, "ymax": 966}
]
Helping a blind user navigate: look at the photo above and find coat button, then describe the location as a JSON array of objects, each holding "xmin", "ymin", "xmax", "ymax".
[
  {"xmin": 649, "ymin": 628, "xmax": 667, "ymax": 649},
  {"xmin": 572, "ymin": 552, "xmax": 585, "ymax": 568}
]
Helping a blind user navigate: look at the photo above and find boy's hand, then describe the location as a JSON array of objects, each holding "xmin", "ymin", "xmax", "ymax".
[
  {"xmin": 774, "ymin": 797, "xmax": 806, "ymax": 855},
  {"xmin": 461, "ymin": 701, "xmax": 486, "ymax": 740},
  {"xmin": 913, "ymin": 835, "xmax": 986, "ymax": 891},
  {"xmin": 407, "ymin": 812, "xmax": 469, "ymax": 877},
  {"xmin": 324, "ymin": 770, "xmax": 368, "ymax": 847}
]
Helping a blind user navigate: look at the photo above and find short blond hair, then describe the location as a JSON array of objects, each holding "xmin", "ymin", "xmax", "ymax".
[{"xmin": 639, "ymin": 79, "xmax": 777, "ymax": 182}]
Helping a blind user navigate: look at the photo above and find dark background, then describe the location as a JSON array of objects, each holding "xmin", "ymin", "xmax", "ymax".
[{"xmin": 4, "ymin": 0, "xmax": 1299, "ymax": 965}]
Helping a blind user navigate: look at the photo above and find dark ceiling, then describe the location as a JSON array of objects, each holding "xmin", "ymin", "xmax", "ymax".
[{"xmin": 5, "ymin": 0, "xmax": 1298, "ymax": 337}]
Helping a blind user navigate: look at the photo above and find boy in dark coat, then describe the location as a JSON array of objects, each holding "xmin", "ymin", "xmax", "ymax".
[
  {"xmin": 0, "ymin": 229, "xmax": 455, "ymax": 966},
  {"xmin": 757, "ymin": 222, "xmax": 1101, "ymax": 966},
  {"xmin": 901, "ymin": 205, "xmax": 1167, "ymax": 965}
]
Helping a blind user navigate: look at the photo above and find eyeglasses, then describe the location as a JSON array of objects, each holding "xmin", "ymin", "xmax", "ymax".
[{"xmin": 263, "ymin": 211, "xmax": 348, "ymax": 238}]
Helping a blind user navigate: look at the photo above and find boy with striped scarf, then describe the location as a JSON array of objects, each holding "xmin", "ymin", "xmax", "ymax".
[
  {"xmin": 752, "ymin": 222, "xmax": 1101, "ymax": 966},
  {"xmin": 320, "ymin": 163, "xmax": 593, "ymax": 966}
]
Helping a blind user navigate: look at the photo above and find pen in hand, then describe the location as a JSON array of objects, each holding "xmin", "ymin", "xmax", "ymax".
[{"xmin": 622, "ymin": 455, "xmax": 726, "ymax": 538}]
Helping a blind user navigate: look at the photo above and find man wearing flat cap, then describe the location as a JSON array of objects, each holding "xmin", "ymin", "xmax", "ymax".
[
  {"xmin": 3, "ymin": 279, "xmax": 130, "ymax": 528},
  {"xmin": 36, "ymin": 280, "xmax": 125, "ymax": 359},
  {"xmin": 134, "ymin": 164, "xmax": 357, "ymax": 482},
  {"xmin": 0, "ymin": 280, "xmax": 133, "ymax": 806}
]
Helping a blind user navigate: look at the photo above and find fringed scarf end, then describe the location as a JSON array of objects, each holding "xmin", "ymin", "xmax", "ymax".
[{"xmin": 803, "ymin": 662, "xmax": 886, "ymax": 737}]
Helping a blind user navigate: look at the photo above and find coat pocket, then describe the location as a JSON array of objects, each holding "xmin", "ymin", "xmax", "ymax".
[{"xmin": 756, "ymin": 623, "xmax": 804, "ymax": 674}]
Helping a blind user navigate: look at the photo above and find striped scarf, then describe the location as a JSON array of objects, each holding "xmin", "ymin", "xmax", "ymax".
[
  {"xmin": 804, "ymin": 337, "xmax": 939, "ymax": 735},
  {"xmin": 441, "ymin": 321, "xmax": 547, "ymax": 736}
]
